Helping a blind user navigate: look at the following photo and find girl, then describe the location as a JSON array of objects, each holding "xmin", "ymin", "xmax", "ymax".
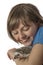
[{"xmin": 7, "ymin": 3, "xmax": 43, "ymax": 65}]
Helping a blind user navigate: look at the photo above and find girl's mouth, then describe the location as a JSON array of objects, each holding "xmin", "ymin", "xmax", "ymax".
[
  {"xmin": 22, "ymin": 36, "xmax": 33, "ymax": 46},
  {"xmin": 19, "ymin": 36, "xmax": 30, "ymax": 43},
  {"xmin": 18, "ymin": 36, "xmax": 33, "ymax": 45},
  {"xmin": 24, "ymin": 37, "xmax": 30, "ymax": 42}
]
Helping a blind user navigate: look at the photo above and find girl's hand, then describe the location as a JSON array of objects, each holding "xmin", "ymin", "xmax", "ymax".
[
  {"xmin": 7, "ymin": 48, "xmax": 29, "ymax": 65},
  {"xmin": 7, "ymin": 48, "xmax": 16, "ymax": 60}
]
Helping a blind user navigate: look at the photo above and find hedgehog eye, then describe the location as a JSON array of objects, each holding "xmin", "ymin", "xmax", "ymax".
[{"xmin": 17, "ymin": 54, "xmax": 20, "ymax": 56}]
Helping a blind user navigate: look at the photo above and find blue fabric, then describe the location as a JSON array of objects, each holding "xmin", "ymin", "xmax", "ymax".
[{"xmin": 33, "ymin": 26, "xmax": 43, "ymax": 45}]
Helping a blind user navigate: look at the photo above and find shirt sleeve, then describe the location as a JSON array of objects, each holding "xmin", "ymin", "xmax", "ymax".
[{"xmin": 33, "ymin": 27, "xmax": 43, "ymax": 45}]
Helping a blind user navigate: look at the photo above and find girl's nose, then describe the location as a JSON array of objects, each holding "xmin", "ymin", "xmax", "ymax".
[
  {"xmin": 18, "ymin": 33, "xmax": 27, "ymax": 41},
  {"xmin": 19, "ymin": 33, "xmax": 23, "ymax": 40}
]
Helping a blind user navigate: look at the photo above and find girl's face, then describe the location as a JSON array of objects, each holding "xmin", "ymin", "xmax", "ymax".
[{"xmin": 11, "ymin": 21, "xmax": 38, "ymax": 46}]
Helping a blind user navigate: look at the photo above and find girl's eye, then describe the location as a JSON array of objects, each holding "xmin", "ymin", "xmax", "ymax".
[
  {"xmin": 23, "ymin": 27, "xmax": 29, "ymax": 31},
  {"xmin": 13, "ymin": 31, "xmax": 18, "ymax": 35}
]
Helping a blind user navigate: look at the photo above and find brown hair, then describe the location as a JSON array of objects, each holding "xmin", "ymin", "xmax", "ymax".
[{"xmin": 7, "ymin": 3, "xmax": 43, "ymax": 42}]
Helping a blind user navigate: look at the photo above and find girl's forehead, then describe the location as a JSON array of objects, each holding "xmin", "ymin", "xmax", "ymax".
[
  {"xmin": 16, "ymin": 21, "xmax": 34, "ymax": 29},
  {"xmin": 17, "ymin": 21, "xmax": 25, "ymax": 28},
  {"xmin": 12, "ymin": 18, "xmax": 36, "ymax": 30},
  {"xmin": 20, "ymin": 21, "xmax": 34, "ymax": 26}
]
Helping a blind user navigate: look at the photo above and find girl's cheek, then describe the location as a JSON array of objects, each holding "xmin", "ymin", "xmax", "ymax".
[{"xmin": 12, "ymin": 35, "xmax": 18, "ymax": 41}]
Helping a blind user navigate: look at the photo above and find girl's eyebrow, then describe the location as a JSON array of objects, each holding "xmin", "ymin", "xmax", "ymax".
[
  {"xmin": 14, "ymin": 25, "xmax": 25, "ymax": 30},
  {"xmin": 21, "ymin": 25, "xmax": 30, "ymax": 30},
  {"xmin": 23, "ymin": 24, "xmax": 30, "ymax": 27},
  {"xmin": 14, "ymin": 25, "xmax": 25, "ymax": 31},
  {"xmin": 13, "ymin": 24, "xmax": 30, "ymax": 31}
]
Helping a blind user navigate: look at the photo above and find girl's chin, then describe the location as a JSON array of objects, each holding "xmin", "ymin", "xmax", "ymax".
[
  {"xmin": 24, "ymin": 37, "xmax": 33, "ymax": 46},
  {"xmin": 23, "ymin": 41, "xmax": 32, "ymax": 46},
  {"xmin": 19, "ymin": 37, "xmax": 33, "ymax": 46}
]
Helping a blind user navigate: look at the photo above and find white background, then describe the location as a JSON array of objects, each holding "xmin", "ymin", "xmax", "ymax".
[{"xmin": 0, "ymin": 0, "xmax": 43, "ymax": 65}]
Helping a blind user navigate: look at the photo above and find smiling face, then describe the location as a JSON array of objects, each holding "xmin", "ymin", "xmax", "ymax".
[{"xmin": 11, "ymin": 21, "xmax": 38, "ymax": 46}]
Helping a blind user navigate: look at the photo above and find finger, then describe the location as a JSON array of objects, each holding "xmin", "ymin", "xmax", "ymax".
[{"xmin": 7, "ymin": 52, "xmax": 11, "ymax": 60}]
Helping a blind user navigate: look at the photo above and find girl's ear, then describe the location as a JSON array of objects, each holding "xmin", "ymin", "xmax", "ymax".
[{"xmin": 39, "ymin": 19, "xmax": 43, "ymax": 26}]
